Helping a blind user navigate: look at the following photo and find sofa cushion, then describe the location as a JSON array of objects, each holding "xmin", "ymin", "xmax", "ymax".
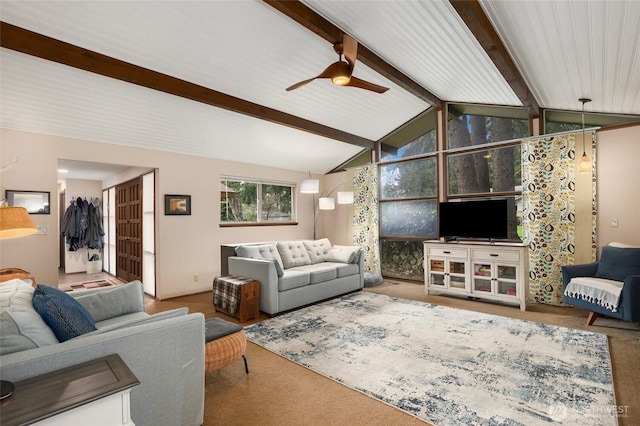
[
  {"xmin": 83, "ymin": 308, "xmax": 187, "ymax": 336},
  {"xmin": 278, "ymin": 270, "xmax": 310, "ymax": 291},
  {"xmin": 277, "ymin": 241, "xmax": 312, "ymax": 269},
  {"xmin": 236, "ymin": 244, "xmax": 284, "ymax": 273},
  {"xmin": 595, "ymin": 246, "xmax": 640, "ymax": 282},
  {"xmin": 32, "ymin": 285, "xmax": 97, "ymax": 342},
  {"xmin": 289, "ymin": 264, "xmax": 338, "ymax": 284},
  {"xmin": 0, "ymin": 311, "xmax": 38, "ymax": 354},
  {"xmin": 326, "ymin": 245, "xmax": 361, "ymax": 264},
  {"xmin": 73, "ymin": 280, "xmax": 144, "ymax": 322},
  {"xmin": 93, "ymin": 311, "xmax": 151, "ymax": 330},
  {"xmin": 303, "ymin": 238, "xmax": 332, "ymax": 264},
  {"xmin": 0, "ymin": 279, "xmax": 59, "ymax": 353},
  {"xmin": 324, "ymin": 262, "xmax": 360, "ymax": 278}
]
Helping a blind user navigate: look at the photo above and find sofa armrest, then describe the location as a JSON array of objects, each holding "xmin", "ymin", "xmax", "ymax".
[
  {"xmin": 620, "ymin": 275, "xmax": 640, "ymax": 322},
  {"xmin": 561, "ymin": 262, "xmax": 599, "ymax": 289},
  {"xmin": 0, "ymin": 312, "xmax": 205, "ymax": 426},
  {"xmin": 228, "ymin": 256, "xmax": 279, "ymax": 314}
]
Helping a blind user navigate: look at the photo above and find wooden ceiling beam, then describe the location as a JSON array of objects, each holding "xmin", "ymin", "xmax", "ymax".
[
  {"xmin": 265, "ymin": 0, "xmax": 442, "ymax": 108},
  {"xmin": 450, "ymin": 0, "xmax": 540, "ymax": 117},
  {"xmin": 0, "ymin": 21, "xmax": 375, "ymax": 150}
]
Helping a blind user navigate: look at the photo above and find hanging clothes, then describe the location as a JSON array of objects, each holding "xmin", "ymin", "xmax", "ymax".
[
  {"xmin": 86, "ymin": 198, "xmax": 105, "ymax": 249},
  {"xmin": 61, "ymin": 197, "xmax": 104, "ymax": 251}
]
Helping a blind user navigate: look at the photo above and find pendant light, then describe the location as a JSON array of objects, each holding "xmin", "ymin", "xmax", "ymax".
[{"xmin": 578, "ymin": 98, "xmax": 592, "ymax": 173}]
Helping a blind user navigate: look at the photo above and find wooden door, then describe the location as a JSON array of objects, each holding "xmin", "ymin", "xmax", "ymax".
[{"xmin": 116, "ymin": 177, "xmax": 142, "ymax": 282}]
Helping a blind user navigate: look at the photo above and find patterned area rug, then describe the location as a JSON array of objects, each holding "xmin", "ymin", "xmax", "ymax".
[
  {"xmin": 59, "ymin": 278, "xmax": 125, "ymax": 292},
  {"xmin": 245, "ymin": 292, "xmax": 617, "ymax": 425}
]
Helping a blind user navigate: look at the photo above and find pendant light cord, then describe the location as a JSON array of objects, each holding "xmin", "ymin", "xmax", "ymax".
[{"xmin": 578, "ymin": 98, "xmax": 591, "ymax": 155}]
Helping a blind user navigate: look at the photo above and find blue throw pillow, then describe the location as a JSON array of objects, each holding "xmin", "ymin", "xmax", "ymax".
[
  {"xmin": 595, "ymin": 246, "xmax": 640, "ymax": 282},
  {"xmin": 32, "ymin": 285, "xmax": 96, "ymax": 342}
]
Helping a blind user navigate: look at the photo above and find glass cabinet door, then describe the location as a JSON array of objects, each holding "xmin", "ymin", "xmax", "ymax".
[
  {"xmin": 449, "ymin": 261, "xmax": 466, "ymax": 289},
  {"xmin": 473, "ymin": 263, "xmax": 492, "ymax": 293},
  {"xmin": 496, "ymin": 265, "xmax": 518, "ymax": 296},
  {"xmin": 429, "ymin": 259, "xmax": 445, "ymax": 287}
]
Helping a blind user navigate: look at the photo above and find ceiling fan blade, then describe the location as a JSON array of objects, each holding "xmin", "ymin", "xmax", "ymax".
[
  {"xmin": 346, "ymin": 76, "xmax": 389, "ymax": 94},
  {"xmin": 286, "ymin": 78, "xmax": 317, "ymax": 91},
  {"xmin": 286, "ymin": 63, "xmax": 338, "ymax": 91},
  {"xmin": 343, "ymin": 34, "xmax": 358, "ymax": 71}
]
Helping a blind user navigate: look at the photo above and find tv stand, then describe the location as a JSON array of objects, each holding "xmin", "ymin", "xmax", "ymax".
[{"xmin": 423, "ymin": 241, "xmax": 529, "ymax": 311}]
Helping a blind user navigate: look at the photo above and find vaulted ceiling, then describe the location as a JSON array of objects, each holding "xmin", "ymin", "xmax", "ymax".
[{"xmin": 1, "ymin": 1, "xmax": 639, "ymax": 176}]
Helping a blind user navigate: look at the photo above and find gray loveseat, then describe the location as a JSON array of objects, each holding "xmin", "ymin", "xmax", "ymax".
[
  {"xmin": 0, "ymin": 279, "xmax": 205, "ymax": 426},
  {"xmin": 228, "ymin": 238, "xmax": 364, "ymax": 315}
]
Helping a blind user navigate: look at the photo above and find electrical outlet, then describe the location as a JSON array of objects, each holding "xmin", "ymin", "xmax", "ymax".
[
  {"xmin": 193, "ymin": 274, "xmax": 199, "ymax": 283},
  {"xmin": 611, "ymin": 218, "xmax": 619, "ymax": 228}
]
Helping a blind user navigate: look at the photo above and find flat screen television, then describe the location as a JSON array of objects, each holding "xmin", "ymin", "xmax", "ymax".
[{"xmin": 438, "ymin": 199, "xmax": 509, "ymax": 241}]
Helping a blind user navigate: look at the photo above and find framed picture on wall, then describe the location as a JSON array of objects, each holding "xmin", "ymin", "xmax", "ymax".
[
  {"xmin": 5, "ymin": 190, "xmax": 51, "ymax": 214},
  {"xmin": 164, "ymin": 194, "xmax": 191, "ymax": 215}
]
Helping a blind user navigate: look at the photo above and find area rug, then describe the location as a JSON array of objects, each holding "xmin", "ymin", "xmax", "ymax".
[
  {"xmin": 59, "ymin": 277, "xmax": 125, "ymax": 292},
  {"xmin": 245, "ymin": 292, "xmax": 617, "ymax": 425}
]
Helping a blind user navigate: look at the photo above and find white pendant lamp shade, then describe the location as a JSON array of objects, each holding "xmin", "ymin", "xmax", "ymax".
[
  {"xmin": 318, "ymin": 197, "xmax": 335, "ymax": 210},
  {"xmin": 337, "ymin": 191, "xmax": 354, "ymax": 204},
  {"xmin": 300, "ymin": 178, "xmax": 320, "ymax": 194}
]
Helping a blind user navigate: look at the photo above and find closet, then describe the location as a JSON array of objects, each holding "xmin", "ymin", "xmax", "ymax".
[{"xmin": 59, "ymin": 180, "xmax": 105, "ymax": 274}]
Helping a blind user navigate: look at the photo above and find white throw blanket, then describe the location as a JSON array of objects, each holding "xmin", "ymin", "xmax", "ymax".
[{"xmin": 564, "ymin": 277, "xmax": 623, "ymax": 312}]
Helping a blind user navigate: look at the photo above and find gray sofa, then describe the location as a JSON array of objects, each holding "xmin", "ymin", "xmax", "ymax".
[
  {"xmin": 228, "ymin": 238, "xmax": 364, "ymax": 315},
  {"xmin": 0, "ymin": 279, "xmax": 205, "ymax": 426}
]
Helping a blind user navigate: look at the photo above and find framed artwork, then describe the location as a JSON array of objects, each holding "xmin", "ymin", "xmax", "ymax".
[
  {"xmin": 5, "ymin": 190, "xmax": 51, "ymax": 214},
  {"xmin": 164, "ymin": 194, "xmax": 191, "ymax": 215}
]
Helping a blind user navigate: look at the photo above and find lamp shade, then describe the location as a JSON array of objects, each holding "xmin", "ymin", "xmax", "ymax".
[
  {"xmin": 0, "ymin": 207, "xmax": 38, "ymax": 239},
  {"xmin": 300, "ymin": 178, "xmax": 320, "ymax": 194},
  {"xmin": 578, "ymin": 153, "xmax": 592, "ymax": 173},
  {"xmin": 318, "ymin": 197, "xmax": 335, "ymax": 210},
  {"xmin": 337, "ymin": 191, "xmax": 354, "ymax": 204}
]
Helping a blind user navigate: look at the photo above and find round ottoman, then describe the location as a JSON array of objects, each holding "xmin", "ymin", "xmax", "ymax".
[{"xmin": 204, "ymin": 318, "xmax": 249, "ymax": 373}]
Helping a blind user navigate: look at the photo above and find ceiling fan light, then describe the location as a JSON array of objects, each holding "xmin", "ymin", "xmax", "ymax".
[
  {"xmin": 332, "ymin": 75, "xmax": 350, "ymax": 86},
  {"xmin": 331, "ymin": 61, "xmax": 351, "ymax": 86}
]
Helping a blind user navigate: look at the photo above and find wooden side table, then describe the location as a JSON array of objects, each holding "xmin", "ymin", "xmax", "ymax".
[
  {"xmin": 213, "ymin": 275, "xmax": 260, "ymax": 322},
  {"xmin": 0, "ymin": 354, "xmax": 139, "ymax": 426}
]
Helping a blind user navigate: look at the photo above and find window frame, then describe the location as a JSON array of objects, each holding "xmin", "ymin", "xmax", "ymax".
[{"xmin": 220, "ymin": 176, "xmax": 297, "ymax": 227}]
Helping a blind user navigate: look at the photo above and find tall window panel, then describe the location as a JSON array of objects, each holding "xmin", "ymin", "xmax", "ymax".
[
  {"xmin": 446, "ymin": 104, "xmax": 528, "ymax": 241},
  {"xmin": 379, "ymin": 157, "xmax": 437, "ymax": 280}
]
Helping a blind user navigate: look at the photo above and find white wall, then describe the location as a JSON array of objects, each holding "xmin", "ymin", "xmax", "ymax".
[
  {"xmin": 0, "ymin": 129, "xmax": 332, "ymax": 299},
  {"xmin": 595, "ymin": 125, "xmax": 640, "ymax": 250}
]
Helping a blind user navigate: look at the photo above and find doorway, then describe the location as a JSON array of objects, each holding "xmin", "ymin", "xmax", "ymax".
[
  {"xmin": 116, "ymin": 176, "xmax": 143, "ymax": 282},
  {"xmin": 58, "ymin": 160, "xmax": 156, "ymax": 296}
]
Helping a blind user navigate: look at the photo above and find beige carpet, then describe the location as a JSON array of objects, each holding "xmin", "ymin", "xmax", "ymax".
[{"xmin": 147, "ymin": 281, "xmax": 640, "ymax": 426}]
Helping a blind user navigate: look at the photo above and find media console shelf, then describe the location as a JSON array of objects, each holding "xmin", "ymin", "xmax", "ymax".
[{"xmin": 424, "ymin": 241, "xmax": 529, "ymax": 311}]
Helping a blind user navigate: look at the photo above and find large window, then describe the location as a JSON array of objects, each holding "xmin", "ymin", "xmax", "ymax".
[
  {"xmin": 445, "ymin": 104, "xmax": 527, "ymax": 241},
  {"xmin": 544, "ymin": 109, "xmax": 640, "ymax": 134},
  {"xmin": 379, "ymin": 154, "xmax": 438, "ymax": 280},
  {"xmin": 378, "ymin": 104, "xmax": 529, "ymax": 281},
  {"xmin": 221, "ymin": 177, "xmax": 294, "ymax": 224},
  {"xmin": 447, "ymin": 145, "xmax": 521, "ymax": 196}
]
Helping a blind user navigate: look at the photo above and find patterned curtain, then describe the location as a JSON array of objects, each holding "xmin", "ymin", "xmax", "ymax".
[
  {"xmin": 522, "ymin": 132, "xmax": 596, "ymax": 305},
  {"xmin": 352, "ymin": 165, "xmax": 380, "ymax": 273}
]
